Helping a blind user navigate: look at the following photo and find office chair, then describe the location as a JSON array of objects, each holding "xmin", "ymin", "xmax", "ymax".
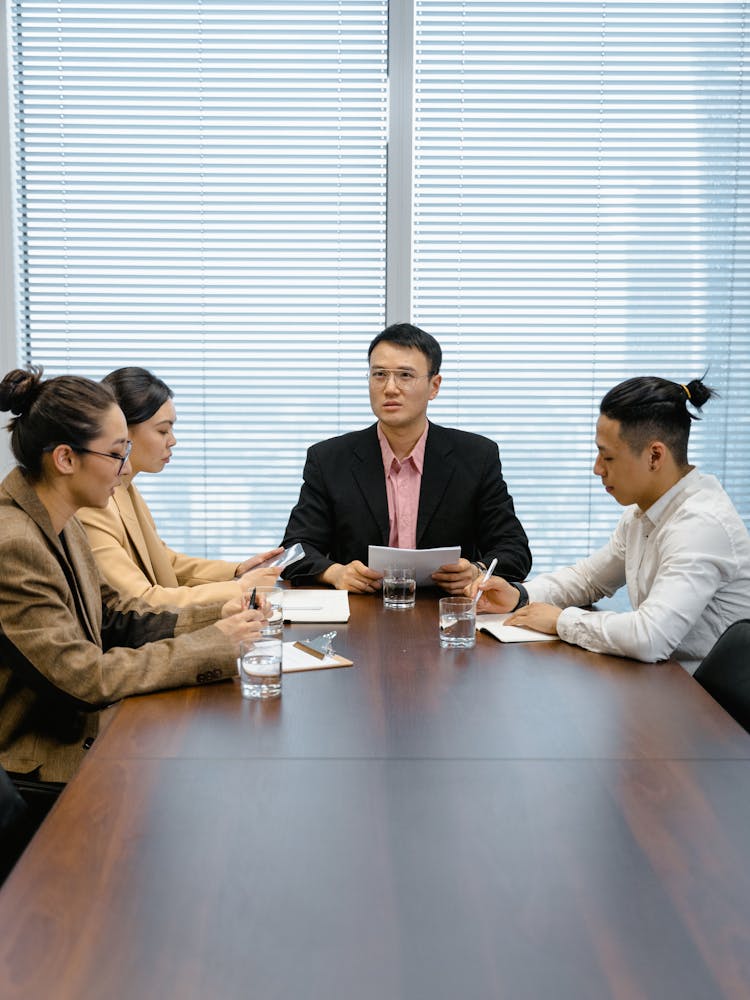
[
  {"xmin": 0, "ymin": 765, "xmax": 30, "ymax": 884},
  {"xmin": 694, "ymin": 619, "xmax": 750, "ymax": 734}
]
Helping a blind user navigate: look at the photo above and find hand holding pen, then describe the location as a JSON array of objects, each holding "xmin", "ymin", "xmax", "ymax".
[{"xmin": 473, "ymin": 558, "xmax": 498, "ymax": 606}]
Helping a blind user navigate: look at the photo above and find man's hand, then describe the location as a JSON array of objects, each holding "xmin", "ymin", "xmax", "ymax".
[
  {"xmin": 432, "ymin": 558, "xmax": 478, "ymax": 594},
  {"xmin": 466, "ymin": 574, "xmax": 520, "ymax": 613},
  {"xmin": 319, "ymin": 561, "xmax": 383, "ymax": 593},
  {"xmin": 506, "ymin": 602, "xmax": 562, "ymax": 635}
]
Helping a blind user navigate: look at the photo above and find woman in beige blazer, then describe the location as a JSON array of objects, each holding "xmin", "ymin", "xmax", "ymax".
[
  {"xmin": 0, "ymin": 366, "xmax": 266, "ymax": 784},
  {"xmin": 79, "ymin": 367, "xmax": 282, "ymax": 608}
]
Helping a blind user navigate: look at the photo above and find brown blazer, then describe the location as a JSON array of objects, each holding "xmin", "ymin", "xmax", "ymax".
[
  {"xmin": 0, "ymin": 469, "xmax": 237, "ymax": 782},
  {"xmin": 79, "ymin": 482, "xmax": 242, "ymax": 608}
]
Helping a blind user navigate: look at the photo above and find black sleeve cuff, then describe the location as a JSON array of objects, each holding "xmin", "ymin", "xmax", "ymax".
[{"xmin": 511, "ymin": 582, "xmax": 529, "ymax": 610}]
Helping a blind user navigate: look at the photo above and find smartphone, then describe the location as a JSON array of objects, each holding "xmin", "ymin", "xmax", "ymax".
[{"xmin": 253, "ymin": 542, "xmax": 305, "ymax": 572}]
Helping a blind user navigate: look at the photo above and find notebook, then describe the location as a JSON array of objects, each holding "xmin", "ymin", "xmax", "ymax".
[{"xmin": 477, "ymin": 613, "xmax": 558, "ymax": 644}]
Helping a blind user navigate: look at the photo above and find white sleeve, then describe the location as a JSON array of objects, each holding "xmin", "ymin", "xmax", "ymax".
[{"xmin": 554, "ymin": 512, "xmax": 734, "ymax": 662}]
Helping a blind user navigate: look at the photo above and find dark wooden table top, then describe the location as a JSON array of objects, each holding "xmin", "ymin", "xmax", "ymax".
[{"xmin": 2, "ymin": 592, "xmax": 749, "ymax": 998}]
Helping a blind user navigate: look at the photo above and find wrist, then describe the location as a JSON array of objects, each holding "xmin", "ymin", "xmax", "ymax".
[
  {"xmin": 471, "ymin": 560, "xmax": 487, "ymax": 581},
  {"xmin": 510, "ymin": 582, "xmax": 529, "ymax": 610}
]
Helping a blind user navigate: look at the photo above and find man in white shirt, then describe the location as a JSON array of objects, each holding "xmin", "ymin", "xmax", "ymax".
[{"xmin": 471, "ymin": 375, "xmax": 750, "ymax": 671}]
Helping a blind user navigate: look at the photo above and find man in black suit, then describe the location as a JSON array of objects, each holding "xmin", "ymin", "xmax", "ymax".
[{"xmin": 282, "ymin": 323, "xmax": 531, "ymax": 593}]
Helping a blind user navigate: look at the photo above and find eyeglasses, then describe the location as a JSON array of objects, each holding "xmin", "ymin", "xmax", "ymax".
[
  {"xmin": 72, "ymin": 440, "xmax": 133, "ymax": 475},
  {"xmin": 367, "ymin": 368, "xmax": 431, "ymax": 390}
]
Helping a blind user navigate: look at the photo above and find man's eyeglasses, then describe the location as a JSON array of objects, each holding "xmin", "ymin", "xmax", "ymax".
[
  {"xmin": 43, "ymin": 439, "xmax": 133, "ymax": 475},
  {"xmin": 367, "ymin": 369, "xmax": 431, "ymax": 390},
  {"xmin": 73, "ymin": 440, "xmax": 133, "ymax": 475}
]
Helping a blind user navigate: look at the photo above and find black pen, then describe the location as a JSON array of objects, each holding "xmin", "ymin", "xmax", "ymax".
[{"xmin": 249, "ymin": 587, "xmax": 257, "ymax": 610}]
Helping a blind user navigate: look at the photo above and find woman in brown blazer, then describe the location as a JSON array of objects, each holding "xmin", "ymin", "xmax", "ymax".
[
  {"xmin": 79, "ymin": 367, "xmax": 282, "ymax": 608},
  {"xmin": 0, "ymin": 367, "xmax": 266, "ymax": 785}
]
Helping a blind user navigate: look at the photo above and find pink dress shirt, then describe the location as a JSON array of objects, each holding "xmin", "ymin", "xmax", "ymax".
[{"xmin": 377, "ymin": 422, "xmax": 429, "ymax": 549}]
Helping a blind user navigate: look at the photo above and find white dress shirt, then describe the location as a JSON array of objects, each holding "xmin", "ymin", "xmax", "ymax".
[{"xmin": 526, "ymin": 469, "xmax": 750, "ymax": 671}]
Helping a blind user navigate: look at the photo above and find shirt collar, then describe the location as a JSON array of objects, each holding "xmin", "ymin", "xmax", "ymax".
[
  {"xmin": 377, "ymin": 421, "xmax": 429, "ymax": 474},
  {"xmin": 637, "ymin": 466, "xmax": 700, "ymax": 529}
]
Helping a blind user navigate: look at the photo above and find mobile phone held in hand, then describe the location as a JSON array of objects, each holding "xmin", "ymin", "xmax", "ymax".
[{"xmin": 254, "ymin": 542, "xmax": 305, "ymax": 572}]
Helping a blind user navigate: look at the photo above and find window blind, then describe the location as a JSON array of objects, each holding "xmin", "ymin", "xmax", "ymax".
[
  {"xmin": 11, "ymin": 0, "xmax": 388, "ymax": 557},
  {"xmin": 413, "ymin": 1, "xmax": 750, "ymax": 572},
  {"xmin": 10, "ymin": 1, "xmax": 749, "ymax": 575}
]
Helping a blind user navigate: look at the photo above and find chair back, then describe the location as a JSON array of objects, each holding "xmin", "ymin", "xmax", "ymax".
[{"xmin": 694, "ymin": 619, "xmax": 750, "ymax": 733}]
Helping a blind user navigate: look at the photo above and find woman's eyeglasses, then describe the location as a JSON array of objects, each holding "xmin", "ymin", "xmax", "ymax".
[
  {"xmin": 73, "ymin": 440, "xmax": 133, "ymax": 475},
  {"xmin": 44, "ymin": 439, "xmax": 133, "ymax": 475}
]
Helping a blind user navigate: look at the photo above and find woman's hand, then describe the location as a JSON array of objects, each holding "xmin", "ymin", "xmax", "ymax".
[
  {"xmin": 214, "ymin": 607, "xmax": 267, "ymax": 653},
  {"xmin": 235, "ymin": 548, "xmax": 284, "ymax": 577},
  {"xmin": 237, "ymin": 565, "xmax": 282, "ymax": 589}
]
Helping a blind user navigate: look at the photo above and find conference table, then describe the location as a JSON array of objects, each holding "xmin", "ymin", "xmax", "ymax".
[{"xmin": 1, "ymin": 591, "xmax": 749, "ymax": 998}]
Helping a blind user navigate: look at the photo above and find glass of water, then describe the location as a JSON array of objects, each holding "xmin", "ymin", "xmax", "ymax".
[
  {"xmin": 382, "ymin": 565, "xmax": 417, "ymax": 609},
  {"xmin": 237, "ymin": 638, "xmax": 283, "ymax": 698},
  {"xmin": 248, "ymin": 586, "xmax": 284, "ymax": 639},
  {"xmin": 439, "ymin": 596, "xmax": 476, "ymax": 648}
]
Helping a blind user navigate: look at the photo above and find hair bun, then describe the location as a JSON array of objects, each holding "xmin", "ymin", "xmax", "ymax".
[
  {"xmin": 684, "ymin": 378, "xmax": 716, "ymax": 410},
  {"xmin": 0, "ymin": 366, "xmax": 44, "ymax": 416}
]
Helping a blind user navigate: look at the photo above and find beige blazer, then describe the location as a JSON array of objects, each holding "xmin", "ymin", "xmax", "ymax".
[
  {"xmin": 0, "ymin": 469, "xmax": 237, "ymax": 782},
  {"xmin": 79, "ymin": 482, "xmax": 242, "ymax": 608}
]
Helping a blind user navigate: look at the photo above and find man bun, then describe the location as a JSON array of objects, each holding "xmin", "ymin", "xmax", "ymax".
[{"xmin": 683, "ymin": 378, "xmax": 715, "ymax": 410}]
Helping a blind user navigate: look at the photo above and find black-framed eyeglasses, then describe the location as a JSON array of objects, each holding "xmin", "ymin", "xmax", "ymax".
[
  {"xmin": 73, "ymin": 440, "xmax": 133, "ymax": 475},
  {"xmin": 44, "ymin": 439, "xmax": 133, "ymax": 475}
]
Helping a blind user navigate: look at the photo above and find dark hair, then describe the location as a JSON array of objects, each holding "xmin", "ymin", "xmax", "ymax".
[
  {"xmin": 0, "ymin": 366, "xmax": 116, "ymax": 478},
  {"xmin": 367, "ymin": 323, "xmax": 442, "ymax": 377},
  {"xmin": 102, "ymin": 367, "xmax": 173, "ymax": 426},
  {"xmin": 600, "ymin": 375, "xmax": 717, "ymax": 466}
]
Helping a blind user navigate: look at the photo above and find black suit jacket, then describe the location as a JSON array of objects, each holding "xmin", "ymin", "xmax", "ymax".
[{"xmin": 282, "ymin": 422, "xmax": 531, "ymax": 584}]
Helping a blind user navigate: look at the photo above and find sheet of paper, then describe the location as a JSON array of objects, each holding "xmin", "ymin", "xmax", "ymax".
[
  {"xmin": 477, "ymin": 613, "xmax": 558, "ymax": 644},
  {"xmin": 282, "ymin": 589, "xmax": 350, "ymax": 623},
  {"xmin": 282, "ymin": 642, "xmax": 352, "ymax": 672},
  {"xmin": 368, "ymin": 545, "xmax": 461, "ymax": 586}
]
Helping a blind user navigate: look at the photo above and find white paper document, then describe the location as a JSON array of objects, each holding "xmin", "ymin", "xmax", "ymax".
[
  {"xmin": 282, "ymin": 589, "xmax": 350, "ymax": 623},
  {"xmin": 477, "ymin": 613, "xmax": 558, "ymax": 644},
  {"xmin": 368, "ymin": 545, "xmax": 461, "ymax": 586},
  {"xmin": 282, "ymin": 642, "xmax": 352, "ymax": 672}
]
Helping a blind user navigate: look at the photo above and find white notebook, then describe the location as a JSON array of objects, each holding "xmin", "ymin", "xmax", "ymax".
[
  {"xmin": 477, "ymin": 613, "xmax": 558, "ymax": 644},
  {"xmin": 282, "ymin": 589, "xmax": 351, "ymax": 623}
]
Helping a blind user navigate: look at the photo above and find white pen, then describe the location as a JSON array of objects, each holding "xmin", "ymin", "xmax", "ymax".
[{"xmin": 474, "ymin": 557, "xmax": 498, "ymax": 604}]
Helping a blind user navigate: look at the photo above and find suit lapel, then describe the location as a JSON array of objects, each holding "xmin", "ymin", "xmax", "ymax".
[
  {"xmin": 4, "ymin": 469, "xmax": 100, "ymax": 642},
  {"xmin": 113, "ymin": 485, "xmax": 159, "ymax": 582},
  {"xmin": 61, "ymin": 524, "xmax": 101, "ymax": 642},
  {"xmin": 351, "ymin": 426, "xmax": 390, "ymax": 544},
  {"xmin": 417, "ymin": 424, "xmax": 455, "ymax": 544}
]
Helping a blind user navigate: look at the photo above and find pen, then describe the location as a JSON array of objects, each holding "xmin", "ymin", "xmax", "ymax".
[
  {"xmin": 474, "ymin": 558, "xmax": 498, "ymax": 604},
  {"xmin": 248, "ymin": 587, "xmax": 257, "ymax": 610}
]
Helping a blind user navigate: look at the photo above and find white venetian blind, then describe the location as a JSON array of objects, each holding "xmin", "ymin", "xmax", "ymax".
[
  {"xmin": 413, "ymin": 1, "xmax": 750, "ymax": 572},
  {"xmin": 12, "ymin": 0, "xmax": 388, "ymax": 557}
]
